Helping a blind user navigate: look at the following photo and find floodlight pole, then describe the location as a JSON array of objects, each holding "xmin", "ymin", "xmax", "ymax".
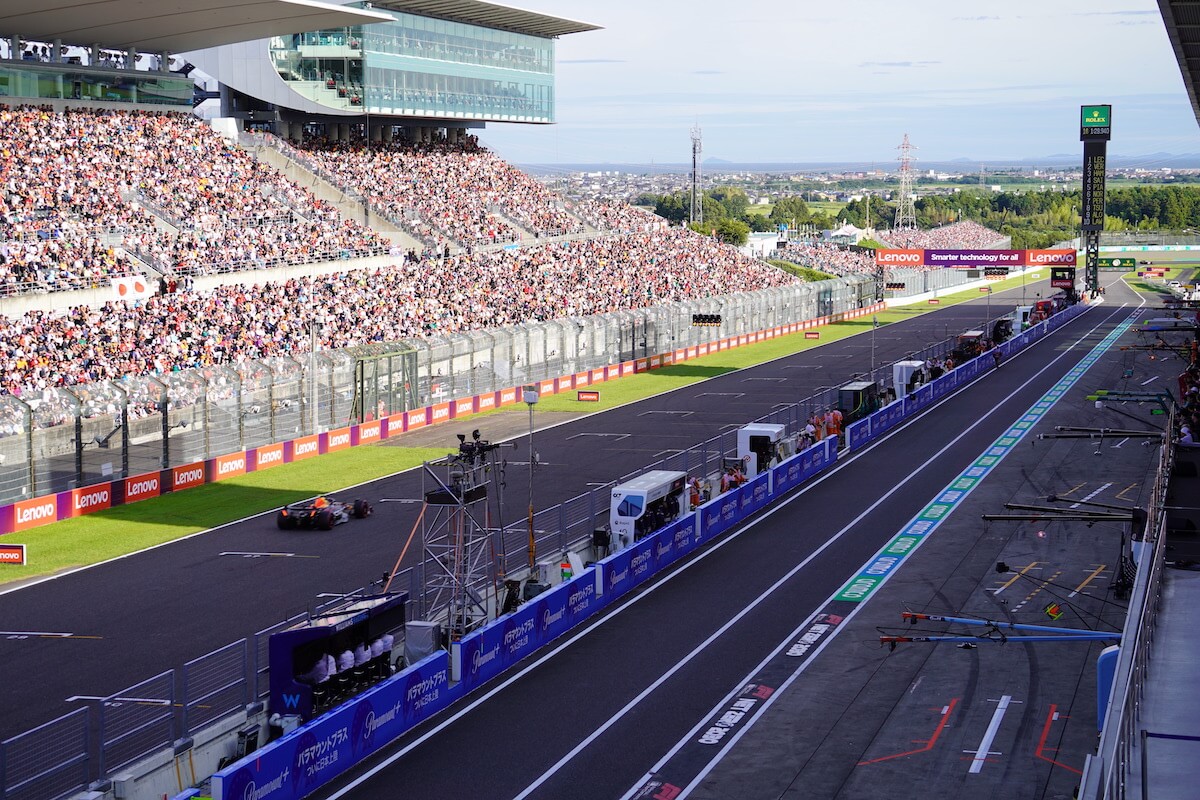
[{"xmin": 523, "ymin": 385, "xmax": 540, "ymax": 571}]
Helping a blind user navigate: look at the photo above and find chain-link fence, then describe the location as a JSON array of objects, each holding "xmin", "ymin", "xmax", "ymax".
[
  {"xmin": 0, "ymin": 709, "xmax": 89, "ymax": 800},
  {"xmin": 0, "ymin": 275, "xmax": 900, "ymax": 504}
]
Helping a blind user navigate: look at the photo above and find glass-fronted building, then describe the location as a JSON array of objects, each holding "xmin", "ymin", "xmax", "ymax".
[{"xmin": 189, "ymin": 0, "xmax": 597, "ymax": 132}]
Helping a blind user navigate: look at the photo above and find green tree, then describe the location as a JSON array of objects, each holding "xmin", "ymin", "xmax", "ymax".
[
  {"xmin": 768, "ymin": 196, "xmax": 811, "ymax": 227},
  {"xmin": 709, "ymin": 187, "xmax": 750, "ymax": 219},
  {"xmin": 714, "ymin": 218, "xmax": 750, "ymax": 246}
]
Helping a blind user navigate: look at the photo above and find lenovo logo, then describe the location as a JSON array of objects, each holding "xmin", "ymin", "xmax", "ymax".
[
  {"xmin": 74, "ymin": 489, "xmax": 110, "ymax": 511},
  {"xmin": 16, "ymin": 502, "xmax": 55, "ymax": 524},
  {"xmin": 217, "ymin": 458, "xmax": 245, "ymax": 476},
  {"xmin": 294, "ymin": 440, "xmax": 319, "ymax": 456}
]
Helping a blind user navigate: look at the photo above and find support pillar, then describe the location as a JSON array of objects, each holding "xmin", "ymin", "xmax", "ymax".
[{"xmin": 382, "ymin": 124, "xmax": 394, "ymax": 143}]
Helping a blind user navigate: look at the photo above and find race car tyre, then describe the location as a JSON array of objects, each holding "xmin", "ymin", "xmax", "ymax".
[
  {"xmin": 317, "ymin": 509, "xmax": 335, "ymax": 531},
  {"xmin": 276, "ymin": 512, "xmax": 288, "ymax": 530},
  {"xmin": 353, "ymin": 499, "xmax": 372, "ymax": 519}
]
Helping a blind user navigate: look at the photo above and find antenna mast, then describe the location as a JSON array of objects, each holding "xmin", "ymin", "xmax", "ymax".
[
  {"xmin": 893, "ymin": 133, "xmax": 918, "ymax": 231},
  {"xmin": 690, "ymin": 124, "xmax": 703, "ymax": 225}
]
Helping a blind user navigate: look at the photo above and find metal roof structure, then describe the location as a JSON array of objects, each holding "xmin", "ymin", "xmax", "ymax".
[
  {"xmin": 370, "ymin": 0, "xmax": 601, "ymax": 38},
  {"xmin": 1159, "ymin": 0, "xmax": 1200, "ymax": 126},
  {"xmin": 0, "ymin": 0, "xmax": 393, "ymax": 54}
]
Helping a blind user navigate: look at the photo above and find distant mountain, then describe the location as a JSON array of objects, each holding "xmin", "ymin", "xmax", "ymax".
[{"xmin": 703, "ymin": 157, "xmax": 732, "ymax": 165}]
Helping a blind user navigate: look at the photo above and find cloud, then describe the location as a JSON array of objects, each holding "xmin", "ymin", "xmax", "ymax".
[
  {"xmin": 859, "ymin": 61, "xmax": 941, "ymax": 68},
  {"xmin": 692, "ymin": 70, "xmax": 723, "ymax": 75},
  {"xmin": 1074, "ymin": 9, "xmax": 1156, "ymax": 15},
  {"xmin": 559, "ymin": 58, "xmax": 625, "ymax": 64},
  {"xmin": 952, "ymin": 15, "xmax": 999, "ymax": 21}
]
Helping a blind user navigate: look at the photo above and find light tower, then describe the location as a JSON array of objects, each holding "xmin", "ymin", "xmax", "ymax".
[
  {"xmin": 893, "ymin": 133, "xmax": 918, "ymax": 231},
  {"xmin": 690, "ymin": 124, "xmax": 703, "ymax": 225}
]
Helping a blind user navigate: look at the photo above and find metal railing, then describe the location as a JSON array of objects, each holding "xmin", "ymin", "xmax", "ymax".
[
  {"xmin": 0, "ymin": 709, "xmax": 89, "ymax": 800},
  {"xmin": 1080, "ymin": 407, "xmax": 1177, "ymax": 799},
  {"xmin": 0, "ymin": 274, "xmax": 897, "ymax": 504}
]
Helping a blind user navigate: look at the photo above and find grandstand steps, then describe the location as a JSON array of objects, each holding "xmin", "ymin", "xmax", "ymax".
[
  {"xmin": 0, "ymin": 253, "xmax": 401, "ymax": 317},
  {"xmin": 246, "ymin": 139, "xmax": 424, "ymax": 252}
]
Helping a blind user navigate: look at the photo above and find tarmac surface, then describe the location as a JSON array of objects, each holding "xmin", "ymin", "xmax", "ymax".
[
  {"xmin": 4, "ymin": 275, "xmax": 1181, "ymax": 800},
  {"xmin": 308, "ymin": 279, "xmax": 1173, "ymax": 800},
  {"xmin": 0, "ymin": 281, "xmax": 1048, "ymax": 743}
]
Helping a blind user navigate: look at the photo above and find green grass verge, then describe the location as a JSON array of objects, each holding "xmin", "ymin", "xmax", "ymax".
[{"xmin": 0, "ymin": 270, "xmax": 1038, "ymax": 585}]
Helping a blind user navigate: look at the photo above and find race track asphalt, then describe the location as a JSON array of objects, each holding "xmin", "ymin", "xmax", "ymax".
[
  {"xmin": 315, "ymin": 281, "xmax": 1155, "ymax": 800},
  {"xmin": 0, "ymin": 279, "xmax": 1058, "ymax": 748}
]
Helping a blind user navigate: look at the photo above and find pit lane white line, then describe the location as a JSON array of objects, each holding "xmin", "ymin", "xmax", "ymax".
[
  {"xmin": 624, "ymin": 297, "xmax": 1141, "ymax": 799},
  {"xmin": 329, "ymin": 303, "xmax": 1120, "ymax": 800}
]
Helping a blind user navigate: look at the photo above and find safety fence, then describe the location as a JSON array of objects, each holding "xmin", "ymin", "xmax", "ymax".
[
  {"xmin": 0, "ymin": 298, "xmax": 1084, "ymax": 800},
  {"xmin": 0, "ymin": 569, "xmax": 419, "ymax": 800},
  {"xmin": 208, "ymin": 302, "xmax": 1094, "ymax": 800},
  {"xmin": 0, "ymin": 709, "xmax": 89, "ymax": 800},
  {"xmin": 1078, "ymin": 404, "xmax": 1177, "ymax": 800},
  {"xmin": 0, "ymin": 281, "xmax": 887, "ymax": 524}
]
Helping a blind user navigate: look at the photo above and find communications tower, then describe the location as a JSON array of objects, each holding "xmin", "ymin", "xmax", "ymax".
[
  {"xmin": 893, "ymin": 133, "xmax": 918, "ymax": 231},
  {"xmin": 690, "ymin": 124, "xmax": 703, "ymax": 225}
]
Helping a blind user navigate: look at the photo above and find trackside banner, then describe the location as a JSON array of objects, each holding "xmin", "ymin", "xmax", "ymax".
[
  {"xmin": 874, "ymin": 249, "xmax": 1076, "ymax": 268},
  {"xmin": 0, "ymin": 304, "xmax": 885, "ymax": 537},
  {"xmin": 213, "ymin": 652, "xmax": 458, "ymax": 800}
]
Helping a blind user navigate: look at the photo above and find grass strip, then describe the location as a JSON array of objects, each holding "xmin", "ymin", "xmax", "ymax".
[{"xmin": 0, "ymin": 271, "xmax": 1040, "ymax": 584}]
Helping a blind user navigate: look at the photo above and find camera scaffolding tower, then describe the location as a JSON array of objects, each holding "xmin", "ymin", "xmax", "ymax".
[{"xmin": 403, "ymin": 431, "xmax": 512, "ymax": 641}]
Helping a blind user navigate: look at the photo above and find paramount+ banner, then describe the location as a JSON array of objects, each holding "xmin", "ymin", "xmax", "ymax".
[{"xmin": 875, "ymin": 248, "xmax": 1075, "ymax": 269}]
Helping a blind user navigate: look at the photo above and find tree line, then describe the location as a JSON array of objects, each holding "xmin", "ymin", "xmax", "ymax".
[{"xmin": 640, "ymin": 185, "xmax": 1200, "ymax": 250}]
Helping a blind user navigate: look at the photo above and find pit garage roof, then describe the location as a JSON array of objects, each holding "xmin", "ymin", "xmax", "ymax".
[
  {"xmin": 1160, "ymin": 0, "xmax": 1200, "ymax": 126},
  {"xmin": 371, "ymin": 0, "xmax": 601, "ymax": 38},
  {"xmin": 0, "ymin": 0, "xmax": 393, "ymax": 54}
]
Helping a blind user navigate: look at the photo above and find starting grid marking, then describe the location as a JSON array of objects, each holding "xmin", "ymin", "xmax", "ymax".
[
  {"xmin": 219, "ymin": 552, "xmax": 317, "ymax": 559},
  {"xmin": 2, "ymin": 630, "xmax": 100, "ymax": 639},
  {"xmin": 565, "ymin": 432, "xmax": 631, "ymax": 442},
  {"xmin": 833, "ymin": 313, "xmax": 1137, "ymax": 604},
  {"xmin": 622, "ymin": 305, "xmax": 1137, "ymax": 800}
]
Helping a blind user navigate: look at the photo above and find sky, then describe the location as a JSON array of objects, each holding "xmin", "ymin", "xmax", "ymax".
[{"xmin": 479, "ymin": 0, "xmax": 1200, "ymax": 166}]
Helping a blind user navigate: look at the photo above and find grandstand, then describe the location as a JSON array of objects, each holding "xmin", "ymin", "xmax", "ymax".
[{"xmin": 878, "ymin": 220, "xmax": 1010, "ymax": 250}]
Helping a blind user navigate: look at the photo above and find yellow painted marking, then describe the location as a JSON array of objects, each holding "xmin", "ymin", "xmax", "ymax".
[
  {"xmin": 1059, "ymin": 483, "xmax": 1086, "ymax": 497},
  {"xmin": 1069, "ymin": 565, "xmax": 1108, "ymax": 598},
  {"xmin": 1114, "ymin": 483, "xmax": 1139, "ymax": 501},
  {"xmin": 992, "ymin": 562, "xmax": 1041, "ymax": 596}
]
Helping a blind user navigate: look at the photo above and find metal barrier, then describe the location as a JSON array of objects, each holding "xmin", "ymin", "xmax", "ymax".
[
  {"xmin": 0, "ymin": 275, "xmax": 888, "ymax": 504},
  {"xmin": 98, "ymin": 671, "xmax": 175, "ymax": 777},
  {"xmin": 0, "ymin": 708, "xmax": 89, "ymax": 800},
  {"xmin": 1079, "ymin": 407, "xmax": 1176, "ymax": 799},
  {"xmin": 182, "ymin": 640, "xmax": 248, "ymax": 736}
]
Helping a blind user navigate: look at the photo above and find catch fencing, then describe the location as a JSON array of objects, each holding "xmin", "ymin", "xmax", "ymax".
[{"xmin": 0, "ymin": 273, "xmax": 888, "ymax": 505}]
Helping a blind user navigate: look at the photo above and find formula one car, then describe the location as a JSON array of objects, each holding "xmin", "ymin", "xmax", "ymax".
[{"xmin": 276, "ymin": 496, "xmax": 372, "ymax": 530}]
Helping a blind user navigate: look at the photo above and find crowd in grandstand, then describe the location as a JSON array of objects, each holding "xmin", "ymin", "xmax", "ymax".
[
  {"xmin": 0, "ymin": 107, "xmax": 387, "ymax": 292},
  {"xmin": 297, "ymin": 137, "xmax": 584, "ymax": 245},
  {"xmin": 881, "ymin": 221, "xmax": 1005, "ymax": 250},
  {"xmin": 568, "ymin": 199, "xmax": 666, "ymax": 235},
  {"xmin": 0, "ymin": 228, "xmax": 793, "ymax": 399},
  {"xmin": 781, "ymin": 242, "xmax": 874, "ymax": 277}
]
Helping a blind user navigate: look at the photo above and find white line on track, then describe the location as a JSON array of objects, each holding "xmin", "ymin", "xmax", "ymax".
[
  {"xmin": 619, "ymin": 303, "xmax": 1136, "ymax": 800},
  {"xmin": 966, "ymin": 695, "xmax": 1016, "ymax": 774},
  {"xmin": 329, "ymin": 302, "xmax": 1130, "ymax": 800}
]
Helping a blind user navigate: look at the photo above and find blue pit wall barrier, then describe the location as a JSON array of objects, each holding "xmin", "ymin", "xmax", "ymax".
[{"xmin": 210, "ymin": 301, "xmax": 1090, "ymax": 800}]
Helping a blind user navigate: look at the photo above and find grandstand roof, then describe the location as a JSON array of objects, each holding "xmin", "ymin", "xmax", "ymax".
[
  {"xmin": 370, "ymin": 0, "xmax": 601, "ymax": 38},
  {"xmin": 0, "ymin": 0, "xmax": 393, "ymax": 54},
  {"xmin": 1160, "ymin": 0, "xmax": 1200, "ymax": 127}
]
